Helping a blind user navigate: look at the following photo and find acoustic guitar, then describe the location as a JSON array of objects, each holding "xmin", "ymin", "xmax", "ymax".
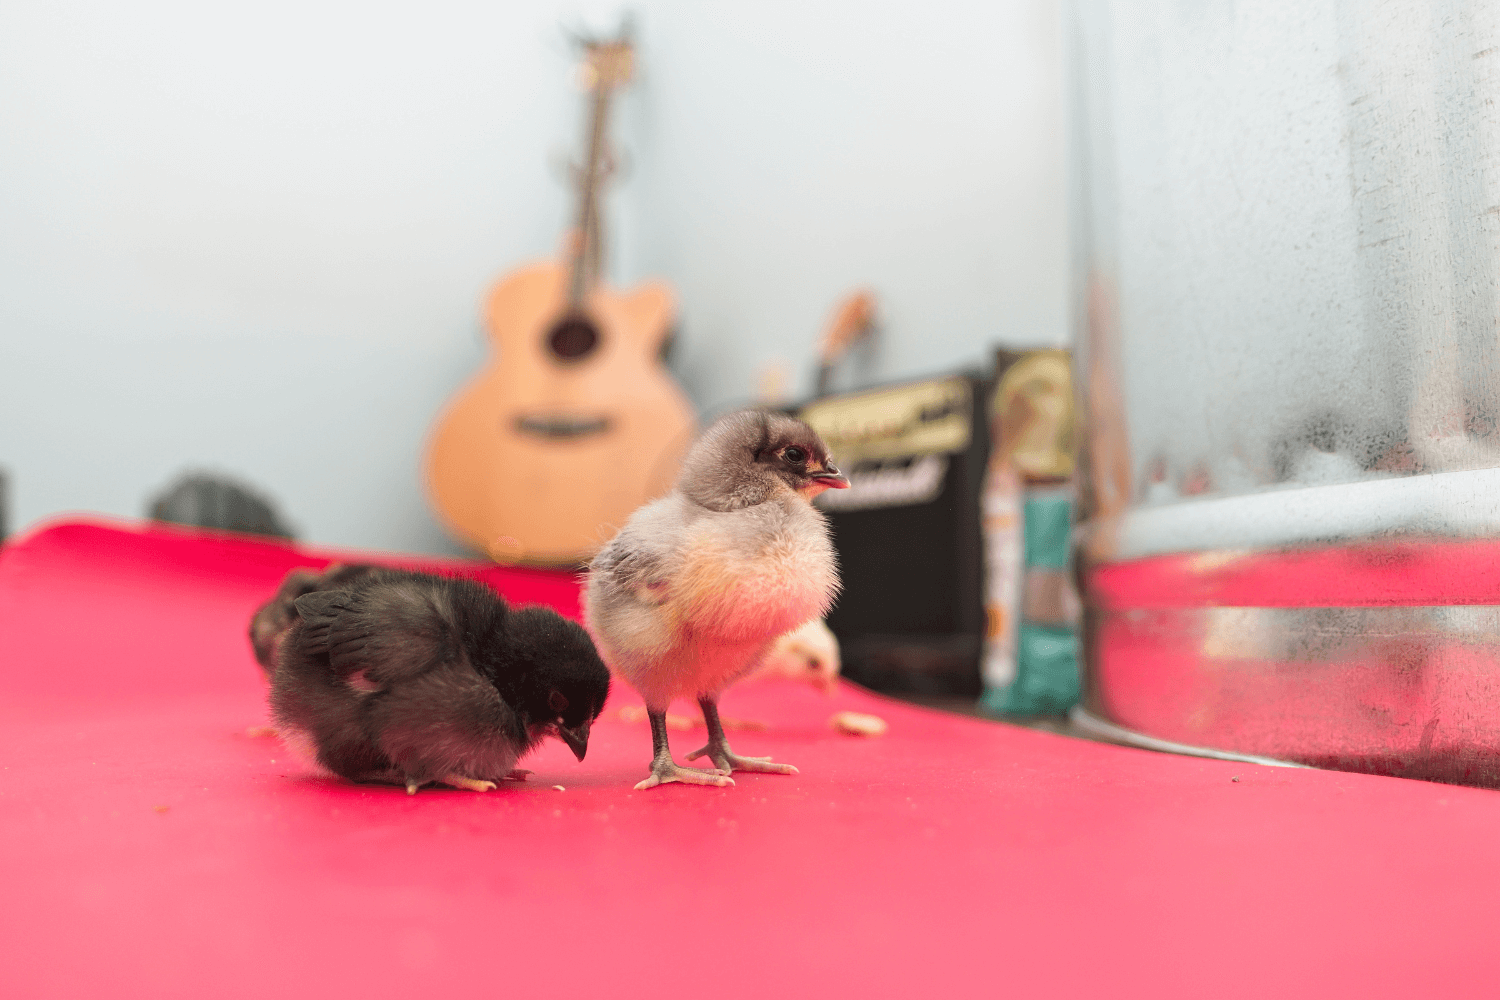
[{"xmin": 425, "ymin": 31, "xmax": 696, "ymax": 567}]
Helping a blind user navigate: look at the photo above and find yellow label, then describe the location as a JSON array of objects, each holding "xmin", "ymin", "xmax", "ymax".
[
  {"xmin": 992, "ymin": 349, "xmax": 1075, "ymax": 480},
  {"xmin": 800, "ymin": 377, "xmax": 971, "ymax": 465}
]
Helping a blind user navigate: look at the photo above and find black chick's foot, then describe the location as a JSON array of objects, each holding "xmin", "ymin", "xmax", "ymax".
[
  {"xmin": 403, "ymin": 773, "xmax": 498, "ymax": 794},
  {"xmin": 634, "ymin": 754, "xmax": 734, "ymax": 791},
  {"xmin": 685, "ymin": 742, "xmax": 799, "ymax": 776}
]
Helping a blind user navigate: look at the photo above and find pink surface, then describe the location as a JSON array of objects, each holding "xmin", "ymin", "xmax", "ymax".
[
  {"xmin": 4, "ymin": 518, "xmax": 1500, "ymax": 998},
  {"xmin": 1089, "ymin": 537, "xmax": 1500, "ymax": 608}
]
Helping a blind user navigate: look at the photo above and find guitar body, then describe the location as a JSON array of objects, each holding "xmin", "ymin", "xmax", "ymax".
[{"xmin": 425, "ymin": 262, "xmax": 696, "ymax": 565}]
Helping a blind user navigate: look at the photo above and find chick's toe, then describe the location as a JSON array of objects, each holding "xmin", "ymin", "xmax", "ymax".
[{"xmin": 439, "ymin": 774, "xmax": 497, "ymax": 793}]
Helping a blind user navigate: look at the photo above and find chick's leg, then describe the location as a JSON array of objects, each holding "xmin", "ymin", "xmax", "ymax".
[
  {"xmin": 635, "ymin": 708, "xmax": 734, "ymax": 790},
  {"xmin": 686, "ymin": 697, "xmax": 799, "ymax": 776}
]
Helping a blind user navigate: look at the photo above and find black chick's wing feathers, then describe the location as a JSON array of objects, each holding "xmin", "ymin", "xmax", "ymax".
[
  {"xmin": 292, "ymin": 575, "xmax": 469, "ymax": 690},
  {"xmin": 250, "ymin": 563, "xmax": 380, "ymax": 674}
]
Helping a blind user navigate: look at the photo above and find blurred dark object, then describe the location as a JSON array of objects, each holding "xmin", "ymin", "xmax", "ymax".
[
  {"xmin": 147, "ymin": 472, "xmax": 296, "ymax": 540},
  {"xmin": 799, "ymin": 373, "xmax": 989, "ymax": 697}
]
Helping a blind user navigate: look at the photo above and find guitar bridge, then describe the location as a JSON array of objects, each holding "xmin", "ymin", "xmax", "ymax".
[{"xmin": 513, "ymin": 415, "xmax": 613, "ymax": 439}]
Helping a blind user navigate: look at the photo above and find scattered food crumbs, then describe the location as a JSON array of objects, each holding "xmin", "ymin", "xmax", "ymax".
[
  {"xmin": 246, "ymin": 726, "xmax": 277, "ymax": 738},
  {"xmin": 153, "ymin": 805, "xmax": 169, "ymax": 814},
  {"xmin": 552, "ymin": 785, "xmax": 566, "ymax": 792},
  {"xmin": 831, "ymin": 711, "xmax": 888, "ymax": 737},
  {"xmin": 1232, "ymin": 776, "xmax": 1240, "ymax": 783}
]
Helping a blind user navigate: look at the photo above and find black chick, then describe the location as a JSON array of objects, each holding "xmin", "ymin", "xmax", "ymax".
[
  {"xmin": 249, "ymin": 563, "xmax": 379, "ymax": 676},
  {"xmin": 269, "ymin": 568, "xmax": 610, "ymax": 794}
]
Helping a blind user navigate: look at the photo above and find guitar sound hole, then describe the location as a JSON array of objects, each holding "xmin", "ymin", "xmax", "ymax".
[{"xmin": 548, "ymin": 314, "xmax": 600, "ymax": 361}]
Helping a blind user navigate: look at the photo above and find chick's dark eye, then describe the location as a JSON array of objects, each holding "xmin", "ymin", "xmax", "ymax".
[{"xmin": 783, "ymin": 446, "xmax": 807, "ymax": 465}]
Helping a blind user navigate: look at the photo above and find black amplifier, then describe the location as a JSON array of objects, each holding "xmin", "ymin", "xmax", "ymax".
[{"xmin": 797, "ymin": 373, "xmax": 990, "ymax": 696}]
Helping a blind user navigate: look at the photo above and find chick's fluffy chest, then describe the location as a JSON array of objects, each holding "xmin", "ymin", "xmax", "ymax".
[{"xmin": 670, "ymin": 500, "xmax": 839, "ymax": 644}]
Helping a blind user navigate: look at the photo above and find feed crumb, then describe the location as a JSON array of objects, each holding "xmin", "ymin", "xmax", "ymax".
[
  {"xmin": 153, "ymin": 805, "xmax": 169, "ymax": 813},
  {"xmin": 551, "ymin": 785, "xmax": 566, "ymax": 792},
  {"xmin": 245, "ymin": 726, "xmax": 277, "ymax": 738},
  {"xmin": 1231, "ymin": 776, "xmax": 1240, "ymax": 783},
  {"xmin": 830, "ymin": 711, "xmax": 888, "ymax": 737}
]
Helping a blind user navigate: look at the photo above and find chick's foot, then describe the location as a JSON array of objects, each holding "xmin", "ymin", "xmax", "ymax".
[
  {"xmin": 633, "ymin": 755, "xmax": 734, "ymax": 791},
  {"xmin": 438, "ymin": 774, "xmax": 497, "ymax": 793},
  {"xmin": 685, "ymin": 743, "xmax": 799, "ymax": 775},
  {"xmin": 690, "ymin": 697, "xmax": 799, "ymax": 775}
]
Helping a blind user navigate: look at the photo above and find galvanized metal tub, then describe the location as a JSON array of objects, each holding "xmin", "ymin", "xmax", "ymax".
[{"xmin": 1070, "ymin": 0, "xmax": 1500, "ymax": 785}]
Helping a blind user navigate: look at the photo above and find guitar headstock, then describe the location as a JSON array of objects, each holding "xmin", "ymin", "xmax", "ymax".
[
  {"xmin": 818, "ymin": 290, "xmax": 877, "ymax": 365},
  {"xmin": 577, "ymin": 35, "xmax": 635, "ymax": 93}
]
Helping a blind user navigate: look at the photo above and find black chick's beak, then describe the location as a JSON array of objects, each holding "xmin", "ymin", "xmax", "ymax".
[
  {"xmin": 811, "ymin": 464, "xmax": 851, "ymax": 489},
  {"xmin": 558, "ymin": 719, "xmax": 591, "ymax": 762}
]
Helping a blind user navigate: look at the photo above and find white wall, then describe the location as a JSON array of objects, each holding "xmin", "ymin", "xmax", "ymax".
[{"xmin": 0, "ymin": 0, "xmax": 1066, "ymax": 554}]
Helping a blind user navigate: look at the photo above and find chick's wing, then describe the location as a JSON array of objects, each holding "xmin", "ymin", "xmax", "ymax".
[{"xmin": 292, "ymin": 580, "xmax": 461, "ymax": 690}]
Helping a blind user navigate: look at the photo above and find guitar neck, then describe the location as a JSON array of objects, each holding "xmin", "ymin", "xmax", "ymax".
[
  {"xmin": 566, "ymin": 63, "xmax": 620, "ymax": 308},
  {"xmin": 815, "ymin": 363, "xmax": 837, "ymax": 398},
  {"xmin": 812, "ymin": 291, "xmax": 877, "ymax": 398}
]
